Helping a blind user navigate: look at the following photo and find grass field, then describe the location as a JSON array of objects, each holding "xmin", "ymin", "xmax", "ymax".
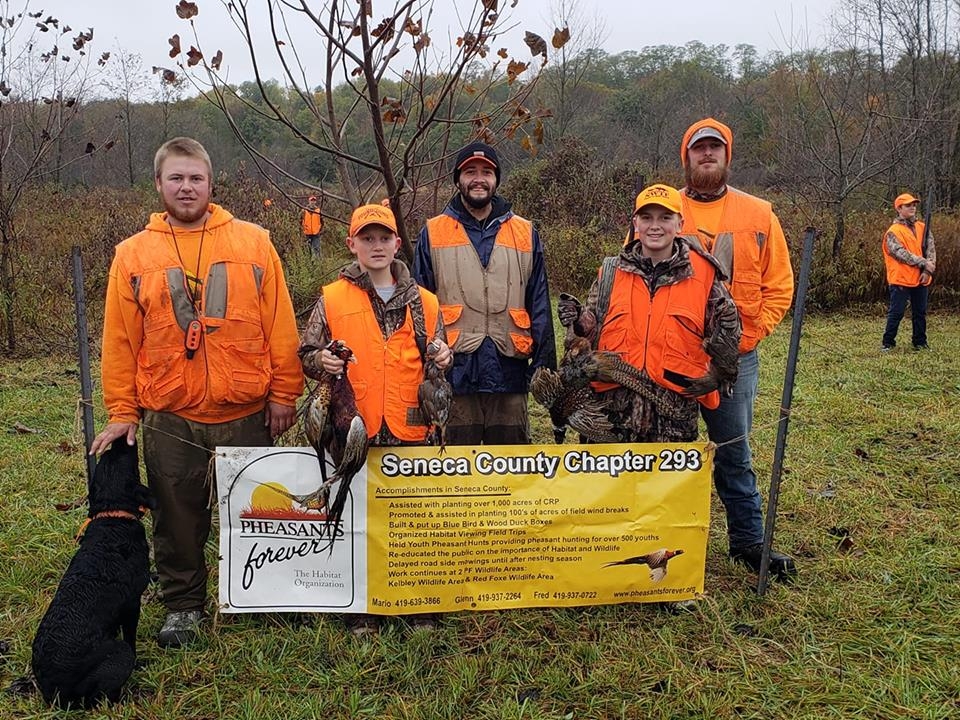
[{"xmin": 1, "ymin": 310, "xmax": 958, "ymax": 719}]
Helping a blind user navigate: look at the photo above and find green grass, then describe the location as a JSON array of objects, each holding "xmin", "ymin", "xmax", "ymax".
[{"xmin": 2, "ymin": 310, "xmax": 959, "ymax": 719}]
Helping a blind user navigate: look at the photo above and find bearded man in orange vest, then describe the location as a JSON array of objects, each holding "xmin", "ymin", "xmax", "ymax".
[
  {"xmin": 678, "ymin": 118, "xmax": 797, "ymax": 581},
  {"xmin": 412, "ymin": 141, "xmax": 557, "ymax": 445},
  {"xmin": 881, "ymin": 193, "xmax": 936, "ymax": 351},
  {"xmin": 90, "ymin": 137, "xmax": 304, "ymax": 647}
]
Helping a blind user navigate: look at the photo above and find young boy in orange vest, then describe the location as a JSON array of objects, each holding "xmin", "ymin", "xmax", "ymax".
[
  {"xmin": 558, "ymin": 184, "xmax": 741, "ymax": 442},
  {"xmin": 298, "ymin": 203, "xmax": 451, "ymax": 637}
]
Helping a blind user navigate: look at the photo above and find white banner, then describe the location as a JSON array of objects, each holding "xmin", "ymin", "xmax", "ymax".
[{"xmin": 216, "ymin": 447, "xmax": 368, "ymax": 613}]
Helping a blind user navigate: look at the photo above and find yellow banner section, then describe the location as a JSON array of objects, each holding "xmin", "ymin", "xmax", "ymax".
[{"xmin": 365, "ymin": 442, "xmax": 711, "ymax": 614}]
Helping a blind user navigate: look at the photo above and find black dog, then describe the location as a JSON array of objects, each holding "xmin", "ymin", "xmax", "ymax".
[{"xmin": 31, "ymin": 438, "xmax": 155, "ymax": 708}]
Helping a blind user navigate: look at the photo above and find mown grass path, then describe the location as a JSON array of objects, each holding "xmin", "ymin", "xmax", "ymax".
[{"xmin": 2, "ymin": 311, "xmax": 958, "ymax": 719}]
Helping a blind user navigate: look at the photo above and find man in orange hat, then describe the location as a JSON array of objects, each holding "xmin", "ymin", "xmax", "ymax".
[
  {"xmin": 881, "ymin": 193, "xmax": 936, "ymax": 351},
  {"xmin": 302, "ymin": 195, "xmax": 324, "ymax": 257},
  {"xmin": 678, "ymin": 118, "xmax": 796, "ymax": 581}
]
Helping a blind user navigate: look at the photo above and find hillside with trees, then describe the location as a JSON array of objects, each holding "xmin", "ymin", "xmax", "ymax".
[{"xmin": 1, "ymin": 0, "xmax": 958, "ymax": 355}]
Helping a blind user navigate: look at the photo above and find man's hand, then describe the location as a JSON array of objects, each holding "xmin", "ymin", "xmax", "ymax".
[
  {"xmin": 265, "ymin": 402, "xmax": 296, "ymax": 438},
  {"xmin": 557, "ymin": 293, "xmax": 583, "ymax": 328},
  {"xmin": 89, "ymin": 422, "xmax": 138, "ymax": 455},
  {"xmin": 923, "ymin": 259, "xmax": 936, "ymax": 274}
]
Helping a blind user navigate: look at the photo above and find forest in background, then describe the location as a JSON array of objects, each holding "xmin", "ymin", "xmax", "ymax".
[{"xmin": 1, "ymin": 0, "xmax": 959, "ymax": 355}]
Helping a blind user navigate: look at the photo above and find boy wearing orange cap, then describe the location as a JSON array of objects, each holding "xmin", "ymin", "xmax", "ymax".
[
  {"xmin": 558, "ymin": 184, "xmax": 741, "ymax": 443},
  {"xmin": 298, "ymin": 203, "xmax": 451, "ymax": 637},
  {"xmin": 881, "ymin": 193, "xmax": 936, "ymax": 351}
]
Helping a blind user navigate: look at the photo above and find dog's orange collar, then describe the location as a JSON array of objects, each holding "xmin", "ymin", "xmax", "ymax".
[{"xmin": 75, "ymin": 507, "xmax": 149, "ymax": 542}]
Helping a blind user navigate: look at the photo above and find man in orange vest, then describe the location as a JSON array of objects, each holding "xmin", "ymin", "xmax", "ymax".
[
  {"xmin": 412, "ymin": 141, "xmax": 556, "ymax": 445},
  {"xmin": 302, "ymin": 195, "xmax": 324, "ymax": 257},
  {"xmin": 90, "ymin": 137, "xmax": 303, "ymax": 648},
  {"xmin": 678, "ymin": 118, "xmax": 797, "ymax": 581},
  {"xmin": 299, "ymin": 203, "xmax": 451, "ymax": 636},
  {"xmin": 881, "ymin": 193, "xmax": 936, "ymax": 351},
  {"xmin": 558, "ymin": 183, "xmax": 741, "ymax": 442}
]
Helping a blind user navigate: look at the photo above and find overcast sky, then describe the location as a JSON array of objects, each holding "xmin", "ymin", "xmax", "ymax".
[{"xmin": 33, "ymin": 0, "xmax": 839, "ymax": 85}]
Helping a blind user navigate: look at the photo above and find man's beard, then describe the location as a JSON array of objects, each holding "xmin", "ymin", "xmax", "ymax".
[
  {"xmin": 686, "ymin": 164, "xmax": 729, "ymax": 195},
  {"xmin": 164, "ymin": 198, "xmax": 208, "ymax": 226},
  {"xmin": 459, "ymin": 182, "xmax": 494, "ymax": 209}
]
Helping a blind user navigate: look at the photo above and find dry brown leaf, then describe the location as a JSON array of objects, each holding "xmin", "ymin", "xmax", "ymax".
[
  {"xmin": 552, "ymin": 26, "xmax": 570, "ymax": 49},
  {"xmin": 168, "ymin": 34, "xmax": 181, "ymax": 58},
  {"xmin": 506, "ymin": 59, "xmax": 528, "ymax": 84},
  {"xmin": 523, "ymin": 31, "xmax": 547, "ymax": 58},
  {"xmin": 176, "ymin": 1, "xmax": 199, "ymax": 20}
]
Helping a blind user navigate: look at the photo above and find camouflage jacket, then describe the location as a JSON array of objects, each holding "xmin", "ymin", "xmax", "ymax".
[
  {"xmin": 573, "ymin": 239, "xmax": 741, "ymax": 443},
  {"xmin": 299, "ymin": 260, "xmax": 445, "ymax": 446}
]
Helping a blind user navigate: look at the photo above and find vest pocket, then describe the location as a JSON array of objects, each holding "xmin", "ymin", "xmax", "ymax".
[
  {"xmin": 137, "ymin": 346, "xmax": 190, "ymax": 411},
  {"xmin": 212, "ymin": 340, "xmax": 272, "ymax": 405},
  {"xmin": 440, "ymin": 304, "xmax": 463, "ymax": 325},
  {"xmin": 509, "ymin": 332, "xmax": 533, "ymax": 357},
  {"xmin": 508, "ymin": 307, "xmax": 531, "ymax": 329}
]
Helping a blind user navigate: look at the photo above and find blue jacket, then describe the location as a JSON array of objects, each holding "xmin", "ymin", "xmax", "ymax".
[{"xmin": 413, "ymin": 194, "xmax": 557, "ymax": 395}]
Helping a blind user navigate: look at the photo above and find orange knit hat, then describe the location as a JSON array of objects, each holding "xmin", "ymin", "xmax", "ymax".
[{"xmin": 680, "ymin": 118, "xmax": 733, "ymax": 167}]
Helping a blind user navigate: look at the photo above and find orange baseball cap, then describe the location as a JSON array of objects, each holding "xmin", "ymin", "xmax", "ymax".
[
  {"xmin": 894, "ymin": 193, "xmax": 919, "ymax": 209},
  {"xmin": 349, "ymin": 204, "xmax": 398, "ymax": 236},
  {"xmin": 634, "ymin": 184, "xmax": 682, "ymax": 215}
]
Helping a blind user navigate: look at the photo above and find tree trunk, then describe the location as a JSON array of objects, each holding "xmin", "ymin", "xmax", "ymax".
[
  {"xmin": 832, "ymin": 205, "xmax": 845, "ymax": 259},
  {"xmin": 1, "ymin": 234, "xmax": 16, "ymax": 352}
]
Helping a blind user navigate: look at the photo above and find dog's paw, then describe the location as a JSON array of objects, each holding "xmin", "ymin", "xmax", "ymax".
[{"xmin": 6, "ymin": 674, "xmax": 37, "ymax": 697}]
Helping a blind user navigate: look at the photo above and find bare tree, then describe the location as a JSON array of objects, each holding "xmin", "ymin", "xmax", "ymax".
[
  {"xmin": 102, "ymin": 49, "xmax": 153, "ymax": 186},
  {"xmin": 0, "ymin": 1, "xmax": 115, "ymax": 351},
  {"xmin": 169, "ymin": 0, "xmax": 557, "ymax": 259},
  {"xmin": 763, "ymin": 0, "xmax": 959, "ymax": 257},
  {"xmin": 538, "ymin": 0, "xmax": 606, "ymax": 143}
]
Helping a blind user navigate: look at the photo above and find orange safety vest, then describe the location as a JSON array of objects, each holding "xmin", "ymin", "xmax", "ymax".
[
  {"xmin": 882, "ymin": 221, "xmax": 928, "ymax": 287},
  {"xmin": 593, "ymin": 251, "xmax": 719, "ymax": 409},
  {"xmin": 425, "ymin": 214, "xmax": 534, "ymax": 358},
  {"xmin": 680, "ymin": 188, "xmax": 791, "ymax": 353},
  {"xmin": 120, "ymin": 222, "xmax": 276, "ymax": 416},
  {"xmin": 323, "ymin": 279, "xmax": 439, "ymax": 441},
  {"xmin": 302, "ymin": 208, "xmax": 323, "ymax": 235}
]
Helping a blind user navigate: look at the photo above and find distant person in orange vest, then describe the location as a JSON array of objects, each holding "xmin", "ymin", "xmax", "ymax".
[
  {"xmin": 302, "ymin": 195, "xmax": 324, "ymax": 257},
  {"xmin": 90, "ymin": 137, "xmax": 303, "ymax": 648},
  {"xmin": 881, "ymin": 192, "xmax": 936, "ymax": 351},
  {"xmin": 412, "ymin": 141, "xmax": 557, "ymax": 445},
  {"xmin": 299, "ymin": 203, "xmax": 451, "ymax": 637},
  {"xmin": 263, "ymin": 198, "xmax": 273, "ymax": 209},
  {"xmin": 677, "ymin": 118, "xmax": 796, "ymax": 581},
  {"xmin": 558, "ymin": 184, "xmax": 741, "ymax": 442}
]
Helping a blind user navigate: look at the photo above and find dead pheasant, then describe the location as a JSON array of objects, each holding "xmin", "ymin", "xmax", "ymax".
[
  {"xmin": 562, "ymin": 335, "xmax": 691, "ymax": 421},
  {"xmin": 604, "ymin": 548, "xmax": 685, "ymax": 583},
  {"xmin": 530, "ymin": 365, "xmax": 617, "ymax": 443},
  {"xmin": 418, "ymin": 339, "xmax": 452, "ymax": 453},
  {"xmin": 302, "ymin": 340, "xmax": 369, "ymax": 530}
]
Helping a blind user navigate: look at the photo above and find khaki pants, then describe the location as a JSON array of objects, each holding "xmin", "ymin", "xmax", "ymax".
[
  {"xmin": 143, "ymin": 410, "xmax": 272, "ymax": 611},
  {"xmin": 446, "ymin": 393, "xmax": 530, "ymax": 446}
]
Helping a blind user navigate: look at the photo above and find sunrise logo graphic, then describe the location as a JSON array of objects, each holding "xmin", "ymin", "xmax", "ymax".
[{"xmin": 240, "ymin": 481, "xmax": 330, "ymax": 521}]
